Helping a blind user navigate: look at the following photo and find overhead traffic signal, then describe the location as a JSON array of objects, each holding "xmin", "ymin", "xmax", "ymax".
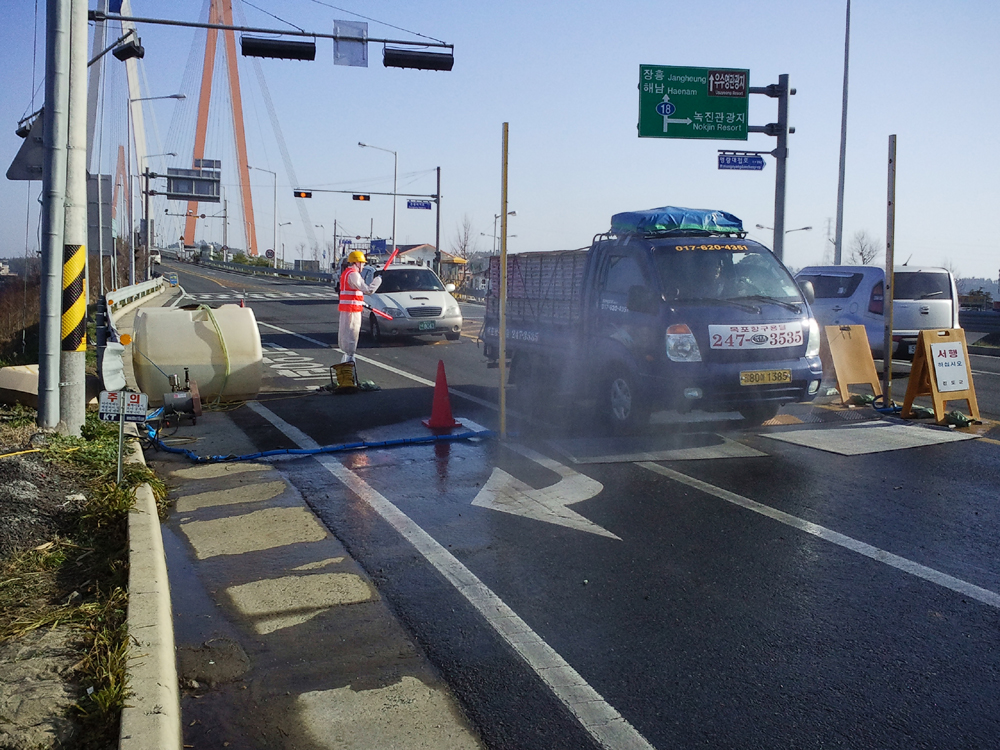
[
  {"xmin": 241, "ymin": 36, "xmax": 316, "ymax": 61},
  {"xmin": 383, "ymin": 47, "xmax": 454, "ymax": 71},
  {"xmin": 293, "ymin": 190, "xmax": 312, "ymax": 198},
  {"xmin": 353, "ymin": 194, "xmax": 371, "ymax": 201}
]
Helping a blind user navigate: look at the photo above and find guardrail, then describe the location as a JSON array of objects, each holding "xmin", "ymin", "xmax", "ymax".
[
  {"xmin": 190, "ymin": 258, "xmax": 335, "ymax": 284},
  {"xmin": 106, "ymin": 277, "xmax": 165, "ymax": 312},
  {"xmin": 959, "ymin": 310, "xmax": 1000, "ymax": 334}
]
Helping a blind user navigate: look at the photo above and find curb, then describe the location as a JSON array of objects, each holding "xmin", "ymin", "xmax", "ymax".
[{"xmin": 118, "ymin": 439, "xmax": 181, "ymax": 750}]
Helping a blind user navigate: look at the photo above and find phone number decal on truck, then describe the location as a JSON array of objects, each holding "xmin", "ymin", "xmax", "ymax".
[
  {"xmin": 709, "ymin": 323, "xmax": 803, "ymax": 349},
  {"xmin": 484, "ymin": 325, "xmax": 541, "ymax": 343}
]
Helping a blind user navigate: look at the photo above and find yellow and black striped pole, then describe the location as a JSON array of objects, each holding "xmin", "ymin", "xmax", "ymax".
[{"xmin": 61, "ymin": 243, "xmax": 87, "ymax": 352}]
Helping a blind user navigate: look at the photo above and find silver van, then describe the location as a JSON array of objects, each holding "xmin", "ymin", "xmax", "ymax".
[{"xmin": 794, "ymin": 265, "xmax": 960, "ymax": 358}]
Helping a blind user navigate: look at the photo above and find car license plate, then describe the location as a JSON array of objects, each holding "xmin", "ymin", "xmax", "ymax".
[
  {"xmin": 740, "ymin": 369, "xmax": 792, "ymax": 386},
  {"xmin": 418, "ymin": 321, "xmax": 436, "ymax": 331}
]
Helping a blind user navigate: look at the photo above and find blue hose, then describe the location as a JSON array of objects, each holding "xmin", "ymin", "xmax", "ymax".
[
  {"xmin": 144, "ymin": 424, "xmax": 494, "ymax": 464},
  {"xmin": 872, "ymin": 394, "xmax": 901, "ymax": 414}
]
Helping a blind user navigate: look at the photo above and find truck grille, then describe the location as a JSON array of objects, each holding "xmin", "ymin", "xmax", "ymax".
[{"xmin": 407, "ymin": 306, "xmax": 442, "ymax": 318}]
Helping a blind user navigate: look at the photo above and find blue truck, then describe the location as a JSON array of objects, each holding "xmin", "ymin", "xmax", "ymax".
[{"xmin": 482, "ymin": 206, "xmax": 824, "ymax": 432}]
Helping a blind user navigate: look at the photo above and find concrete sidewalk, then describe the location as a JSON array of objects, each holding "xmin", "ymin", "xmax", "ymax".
[
  {"xmin": 146, "ymin": 414, "xmax": 482, "ymax": 749},
  {"xmin": 117, "ymin": 291, "xmax": 481, "ymax": 749}
]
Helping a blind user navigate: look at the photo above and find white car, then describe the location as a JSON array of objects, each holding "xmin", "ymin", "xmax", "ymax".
[
  {"xmin": 794, "ymin": 265, "xmax": 960, "ymax": 358},
  {"xmin": 150, "ymin": 252, "xmax": 162, "ymax": 265},
  {"xmin": 362, "ymin": 266, "xmax": 463, "ymax": 344}
]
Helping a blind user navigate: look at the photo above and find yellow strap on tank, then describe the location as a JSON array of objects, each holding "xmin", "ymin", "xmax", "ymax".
[{"xmin": 198, "ymin": 305, "xmax": 231, "ymax": 404}]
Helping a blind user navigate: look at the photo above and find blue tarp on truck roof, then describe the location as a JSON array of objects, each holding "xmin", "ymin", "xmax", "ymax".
[{"xmin": 610, "ymin": 206, "xmax": 743, "ymax": 236}]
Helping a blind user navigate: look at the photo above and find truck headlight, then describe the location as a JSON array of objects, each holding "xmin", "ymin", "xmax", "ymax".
[
  {"xmin": 805, "ymin": 318, "xmax": 821, "ymax": 358},
  {"xmin": 666, "ymin": 324, "xmax": 702, "ymax": 362}
]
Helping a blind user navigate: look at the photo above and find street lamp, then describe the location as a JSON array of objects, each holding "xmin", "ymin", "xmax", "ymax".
[
  {"xmin": 315, "ymin": 224, "xmax": 326, "ymax": 269},
  {"xmin": 757, "ymin": 223, "xmax": 812, "ymax": 234},
  {"xmin": 128, "ymin": 93, "xmax": 185, "ymax": 284},
  {"xmin": 358, "ymin": 142, "xmax": 396, "ymax": 255},
  {"xmin": 279, "ymin": 221, "xmax": 291, "ymax": 266},
  {"xmin": 249, "ymin": 164, "xmax": 278, "ymax": 267},
  {"xmin": 492, "ymin": 211, "xmax": 516, "ymax": 254}
]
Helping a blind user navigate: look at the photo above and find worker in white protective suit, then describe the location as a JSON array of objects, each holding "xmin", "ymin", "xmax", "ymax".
[{"xmin": 337, "ymin": 250, "xmax": 381, "ymax": 362}]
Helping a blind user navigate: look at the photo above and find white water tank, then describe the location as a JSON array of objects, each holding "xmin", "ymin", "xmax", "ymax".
[{"xmin": 132, "ymin": 305, "xmax": 263, "ymax": 406}]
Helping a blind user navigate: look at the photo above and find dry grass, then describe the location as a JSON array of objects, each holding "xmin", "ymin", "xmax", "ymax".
[{"xmin": 0, "ymin": 409, "xmax": 166, "ymax": 748}]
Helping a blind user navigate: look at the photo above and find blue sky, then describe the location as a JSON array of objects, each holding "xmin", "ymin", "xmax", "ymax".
[{"xmin": 1, "ymin": 0, "xmax": 998, "ymax": 278}]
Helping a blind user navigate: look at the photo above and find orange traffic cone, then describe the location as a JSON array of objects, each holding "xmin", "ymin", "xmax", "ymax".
[{"xmin": 423, "ymin": 360, "xmax": 461, "ymax": 432}]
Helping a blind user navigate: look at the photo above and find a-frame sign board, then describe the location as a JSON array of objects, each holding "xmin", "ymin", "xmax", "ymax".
[
  {"xmin": 825, "ymin": 325, "xmax": 882, "ymax": 404},
  {"xmin": 901, "ymin": 328, "xmax": 979, "ymax": 423}
]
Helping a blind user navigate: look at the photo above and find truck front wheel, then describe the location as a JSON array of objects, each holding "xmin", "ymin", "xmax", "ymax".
[{"xmin": 601, "ymin": 367, "xmax": 649, "ymax": 435}]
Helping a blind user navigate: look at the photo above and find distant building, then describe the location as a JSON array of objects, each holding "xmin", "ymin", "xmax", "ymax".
[{"xmin": 393, "ymin": 244, "xmax": 468, "ymax": 285}]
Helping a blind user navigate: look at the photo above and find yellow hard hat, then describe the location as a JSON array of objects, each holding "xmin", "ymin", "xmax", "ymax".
[{"xmin": 347, "ymin": 250, "xmax": 366, "ymax": 264}]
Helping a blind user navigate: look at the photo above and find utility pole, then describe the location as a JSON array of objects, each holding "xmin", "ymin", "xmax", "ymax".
[
  {"xmin": 38, "ymin": 0, "xmax": 72, "ymax": 429},
  {"xmin": 749, "ymin": 74, "xmax": 793, "ymax": 262},
  {"xmin": 434, "ymin": 166, "xmax": 441, "ymax": 276},
  {"xmin": 834, "ymin": 0, "xmax": 851, "ymax": 265},
  {"xmin": 59, "ymin": 0, "xmax": 89, "ymax": 435}
]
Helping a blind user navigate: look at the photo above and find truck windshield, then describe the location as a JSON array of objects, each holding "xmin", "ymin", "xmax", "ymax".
[
  {"xmin": 375, "ymin": 268, "xmax": 446, "ymax": 293},
  {"xmin": 653, "ymin": 244, "xmax": 802, "ymax": 304}
]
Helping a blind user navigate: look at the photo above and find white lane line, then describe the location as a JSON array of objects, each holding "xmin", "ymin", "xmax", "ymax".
[
  {"xmin": 247, "ymin": 401, "xmax": 655, "ymax": 750},
  {"xmin": 169, "ymin": 286, "xmax": 188, "ymax": 308},
  {"xmin": 637, "ymin": 462, "xmax": 1000, "ymax": 610},
  {"xmin": 258, "ymin": 321, "xmax": 330, "ymax": 349},
  {"xmin": 971, "ymin": 370, "xmax": 1000, "ymax": 376},
  {"xmin": 256, "ymin": 322, "xmax": 499, "ymax": 410}
]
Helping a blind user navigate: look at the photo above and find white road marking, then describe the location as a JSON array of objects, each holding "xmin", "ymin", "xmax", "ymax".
[
  {"xmin": 257, "ymin": 321, "xmax": 499, "ymax": 410},
  {"xmin": 247, "ymin": 401, "xmax": 655, "ymax": 750},
  {"xmin": 473, "ymin": 444, "xmax": 615, "ymax": 539},
  {"xmin": 258, "ymin": 321, "xmax": 330, "ymax": 349},
  {"xmin": 637, "ymin": 462, "xmax": 1000, "ymax": 610}
]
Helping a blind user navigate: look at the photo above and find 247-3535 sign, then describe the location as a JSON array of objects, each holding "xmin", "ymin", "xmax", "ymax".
[{"xmin": 638, "ymin": 65, "xmax": 749, "ymax": 140}]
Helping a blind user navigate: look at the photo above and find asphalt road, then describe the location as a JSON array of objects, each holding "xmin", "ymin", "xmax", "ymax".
[{"xmin": 163, "ymin": 260, "xmax": 1000, "ymax": 750}]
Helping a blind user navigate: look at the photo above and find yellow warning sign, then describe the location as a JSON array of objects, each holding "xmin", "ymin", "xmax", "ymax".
[
  {"xmin": 824, "ymin": 325, "xmax": 881, "ymax": 404},
  {"xmin": 901, "ymin": 329, "xmax": 979, "ymax": 423}
]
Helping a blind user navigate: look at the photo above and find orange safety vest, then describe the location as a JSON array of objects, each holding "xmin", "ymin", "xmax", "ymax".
[{"xmin": 338, "ymin": 267, "xmax": 364, "ymax": 313}]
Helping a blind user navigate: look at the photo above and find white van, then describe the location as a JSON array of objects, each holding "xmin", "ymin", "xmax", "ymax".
[{"xmin": 794, "ymin": 265, "xmax": 960, "ymax": 358}]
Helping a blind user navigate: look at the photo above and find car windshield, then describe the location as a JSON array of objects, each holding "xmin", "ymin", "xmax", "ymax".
[
  {"xmin": 653, "ymin": 242, "xmax": 802, "ymax": 304},
  {"xmin": 376, "ymin": 268, "xmax": 446, "ymax": 293},
  {"xmin": 796, "ymin": 273, "xmax": 864, "ymax": 299}
]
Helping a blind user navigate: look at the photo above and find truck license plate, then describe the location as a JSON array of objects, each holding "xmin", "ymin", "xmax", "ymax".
[
  {"xmin": 418, "ymin": 321, "xmax": 436, "ymax": 331},
  {"xmin": 740, "ymin": 369, "xmax": 791, "ymax": 386}
]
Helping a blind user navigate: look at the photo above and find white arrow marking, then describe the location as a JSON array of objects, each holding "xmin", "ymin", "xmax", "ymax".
[{"xmin": 472, "ymin": 444, "xmax": 618, "ymax": 540}]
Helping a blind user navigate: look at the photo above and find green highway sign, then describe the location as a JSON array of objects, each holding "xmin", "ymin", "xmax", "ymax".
[{"xmin": 638, "ymin": 65, "xmax": 749, "ymax": 141}]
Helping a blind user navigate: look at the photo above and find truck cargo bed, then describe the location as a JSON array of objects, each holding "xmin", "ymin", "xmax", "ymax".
[{"xmin": 486, "ymin": 250, "xmax": 588, "ymax": 325}]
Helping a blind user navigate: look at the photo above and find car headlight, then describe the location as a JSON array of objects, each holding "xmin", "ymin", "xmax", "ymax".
[
  {"xmin": 805, "ymin": 318, "xmax": 821, "ymax": 358},
  {"xmin": 666, "ymin": 324, "xmax": 702, "ymax": 362}
]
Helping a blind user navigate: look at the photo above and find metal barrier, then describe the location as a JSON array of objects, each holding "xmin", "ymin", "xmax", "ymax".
[
  {"xmin": 191, "ymin": 258, "xmax": 334, "ymax": 284},
  {"xmin": 959, "ymin": 310, "xmax": 1000, "ymax": 334},
  {"xmin": 106, "ymin": 277, "xmax": 165, "ymax": 312}
]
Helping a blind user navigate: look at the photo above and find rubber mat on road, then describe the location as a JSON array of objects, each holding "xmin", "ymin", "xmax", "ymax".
[
  {"xmin": 761, "ymin": 420, "xmax": 976, "ymax": 456},
  {"xmin": 551, "ymin": 434, "xmax": 766, "ymax": 464}
]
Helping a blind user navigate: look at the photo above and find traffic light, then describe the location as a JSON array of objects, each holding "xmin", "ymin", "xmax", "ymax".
[
  {"xmin": 383, "ymin": 47, "xmax": 454, "ymax": 71},
  {"xmin": 293, "ymin": 190, "xmax": 312, "ymax": 198},
  {"xmin": 353, "ymin": 194, "xmax": 371, "ymax": 201},
  {"xmin": 241, "ymin": 37, "xmax": 316, "ymax": 61}
]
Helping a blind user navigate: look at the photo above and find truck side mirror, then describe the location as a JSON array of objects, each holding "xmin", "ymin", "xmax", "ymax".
[
  {"xmin": 797, "ymin": 279, "xmax": 815, "ymax": 306},
  {"xmin": 627, "ymin": 285, "xmax": 657, "ymax": 314}
]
